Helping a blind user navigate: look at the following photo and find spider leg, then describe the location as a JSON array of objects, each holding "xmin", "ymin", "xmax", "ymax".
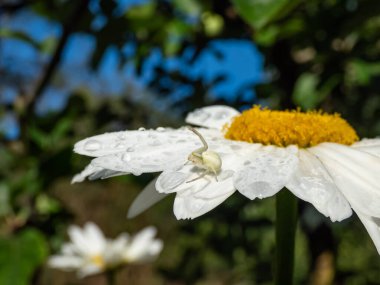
[
  {"xmin": 213, "ymin": 169, "xmax": 219, "ymax": 182},
  {"xmin": 186, "ymin": 170, "xmax": 208, "ymax": 183}
]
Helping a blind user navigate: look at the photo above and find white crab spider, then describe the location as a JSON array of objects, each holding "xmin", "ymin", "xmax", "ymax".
[{"xmin": 186, "ymin": 126, "xmax": 222, "ymax": 183}]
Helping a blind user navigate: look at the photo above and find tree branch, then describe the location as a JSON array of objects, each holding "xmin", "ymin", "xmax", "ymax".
[{"xmin": 26, "ymin": 0, "xmax": 90, "ymax": 115}]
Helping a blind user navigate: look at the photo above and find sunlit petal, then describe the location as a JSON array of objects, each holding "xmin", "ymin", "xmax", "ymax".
[
  {"xmin": 185, "ymin": 105, "xmax": 239, "ymax": 130},
  {"xmin": 286, "ymin": 149, "xmax": 352, "ymax": 222},
  {"xmin": 310, "ymin": 143, "xmax": 380, "ymax": 217},
  {"xmin": 234, "ymin": 145, "xmax": 299, "ymax": 200},
  {"xmin": 173, "ymin": 190, "xmax": 233, "ymax": 219},
  {"xmin": 352, "ymin": 138, "xmax": 380, "ymax": 158}
]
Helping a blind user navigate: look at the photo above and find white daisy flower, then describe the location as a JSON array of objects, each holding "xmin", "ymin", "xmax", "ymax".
[
  {"xmin": 48, "ymin": 223, "xmax": 163, "ymax": 277},
  {"xmin": 72, "ymin": 105, "xmax": 380, "ymax": 254}
]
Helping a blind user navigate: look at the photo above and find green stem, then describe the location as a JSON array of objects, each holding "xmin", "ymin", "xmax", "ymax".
[
  {"xmin": 106, "ymin": 269, "xmax": 116, "ymax": 285},
  {"xmin": 275, "ymin": 188, "xmax": 298, "ymax": 285}
]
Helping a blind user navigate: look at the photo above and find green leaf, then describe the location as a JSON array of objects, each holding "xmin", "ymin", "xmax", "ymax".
[
  {"xmin": 172, "ymin": 0, "xmax": 202, "ymax": 17},
  {"xmin": 36, "ymin": 194, "xmax": 61, "ymax": 215},
  {"xmin": 0, "ymin": 184, "xmax": 11, "ymax": 217},
  {"xmin": 126, "ymin": 2, "xmax": 156, "ymax": 19},
  {"xmin": 292, "ymin": 73, "xmax": 319, "ymax": 109},
  {"xmin": 347, "ymin": 59, "xmax": 380, "ymax": 86},
  {"xmin": 293, "ymin": 73, "xmax": 340, "ymax": 109},
  {"xmin": 232, "ymin": 0, "xmax": 301, "ymax": 30},
  {"xmin": 0, "ymin": 230, "xmax": 48, "ymax": 285}
]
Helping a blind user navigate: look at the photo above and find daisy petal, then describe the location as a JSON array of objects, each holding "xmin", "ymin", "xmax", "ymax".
[
  {"xmin": 78, "ymin": 264, "xmax": 103, "ymax": 278},
  {"xmin": 71, "ymin": 163, "xmax": 126, "ymax": 184},
  {"xmin": 356, "ymin": 212, "xmax": 380, "ymax": 255},
  {"xmin": 352, "ymin": 138, "xmax": 380, "ymax": 158},
  {"xmin": 125, "ymin": 227, "xmax": 159, "ymax": 262},
  {"xmin": 74, "ymin": 128, "xmax": 195, "ymax": 157},
  {"xmin": 155, "ymin": 168, "xmax": 191, "ymax": 194},
  {"xmin": 127, "ymin": 178, "xmax": 168, "ymax": 219},
  {"xmin": 62, "ymin": 243, "xmax": 78, "ymax": 255},
  {"xmin": 286, "ymin": 149, "xmax": 352, "ymax": 222},
  {"xmin": 234, "ymin": 145, "xmax": 299, "ymax": 200},
  {"xmin": 84, "ymin": 222, "xmax": 107, "ymax": 253},
  {"xmin": 156, "ymin": 149, "xmax": 243, "ymax": 196},
  {"xmin": 185, "ymin": 105, "xmax": 239, "ymax": 130},
  {"xmin": 353, "ymin": 138, "xmax": 380, "ymax": 147},
  {"xmin": 173, "ymin": 190, "xmax": 233, "ymax": 219},
  {"xmin": 48, "ymin": 255, "xmax": 83, "ymax": 269},
  {"xmin": 89, "ymin": 128, "xmax": 223, "ymax": 175},
  {"xmin": 68, "ymin": 225, "xmax": 92, "ymax": 256},
  {"xmin": 310, "ymin": 143, "xmax": 380, "ymax": 218}
]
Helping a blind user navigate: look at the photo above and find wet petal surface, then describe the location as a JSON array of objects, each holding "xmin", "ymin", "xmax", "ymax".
[
  {"xmin": 185, "ymin": 105, "xmax": 240, "ymax": 130},
  {"xmin": 286, "ymin": 149, "xmax": 352, "ymax": 222},
  {"xmin": 310, "ymin": 143, "xmax": 380, "ymax": 218},
  {"xmin": 234, "ymin": 145, "xmax": 299, "ymax": 200}
]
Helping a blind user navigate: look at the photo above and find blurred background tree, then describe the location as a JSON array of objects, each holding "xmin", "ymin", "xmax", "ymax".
[{"xmin": 0, "ymin": 0, "xmax": 379, "ymax": 284}]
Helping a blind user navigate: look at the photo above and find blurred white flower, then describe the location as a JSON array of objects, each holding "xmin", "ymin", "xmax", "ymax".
[
  {"xmin": 72, "ymin": 105, "xmax": 380, "ymax": 254},
  {"xmin": 48, "ymin": 222, "xmax": 163, "ymax": 277}
]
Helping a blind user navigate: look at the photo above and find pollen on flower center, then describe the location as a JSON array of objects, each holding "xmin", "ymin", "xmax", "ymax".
[
  {"xmin": 90, "ymin": 254, "xmax": 105, "ymax": 268},
  {"xmin": 224, "ymin": 106, "xmax": 359, "ymax": 147}
]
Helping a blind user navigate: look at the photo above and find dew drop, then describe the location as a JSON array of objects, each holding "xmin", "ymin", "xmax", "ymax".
[
  {"xmin": 138, "ymin": 127, "xmax": 146, "ymax": 131},
  {"xmin": 230, "ymin": 144, "xmax": 242, "ymax": 150},
  {"xmin": 156, "ymin": 127, "xmax": 165, "ymax": 132},
  {"xmin": 126, "ymin": 147, "xmax": 135, "ymax": 152},
  {"xmin": 193, "ymin": 109, "xmax": 210, "ymax": 121},
  {"xmin": 214, "ymin": 111, "xmax": 228, "ymax": 120},
  {"xmin": 149, "ymin": 140, "xmax": 161, "ymax": 146},
  {"xmin": 116, "ymin": 133, "xmax": 126, "ymax": 140},
  {"xmin": 84, "ymin": 140, "xmax": 101, "ymax": 151},
  {"xmin": 122, "ymin": 153, "xmax": 131, "ymax": 162}
]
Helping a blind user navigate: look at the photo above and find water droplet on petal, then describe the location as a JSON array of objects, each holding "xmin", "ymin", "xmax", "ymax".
[
  {"xmin": 138, "ymin": 127, "xmax": 146, "ymax": 131},
  {"xmin": 84, "ymin": 140, "xmax": 101, "ymax": 151},
  {"xmin": 126, "ymin": 147, "xmax": 134, "ymax": 152},
  {"xmin": 193, "ymin": 109, "xmax": 210, "ymax": 121},
  {"xmin": 149, "ymin": 140, "xmax": 161, "ymax": 146},
  {"xmin": 230, "ymin": 144, "xmax": 242, "ymax": 150},
  {"xmin": 214, "ymin": 111, "xmax": 228, "ymax": 120},
  {"xmin": 122, "ymin": 153, "xmax": 131, "ymax": 162},
  {"xmin": 156, "ymin": 127, "xmax": 165, "ymax": 132}
]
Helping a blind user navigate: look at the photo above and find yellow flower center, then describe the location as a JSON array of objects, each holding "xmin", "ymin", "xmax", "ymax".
[
  {"xmin": 224, "ymin": 106, "xmax": 358, "ymax": 148},
  {"xmin": 90, "ymin": 254, "xmax": 105, "ymax": 268}
]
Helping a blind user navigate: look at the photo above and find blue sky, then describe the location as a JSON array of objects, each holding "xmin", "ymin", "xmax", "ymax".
[{"xmin": 0, "ymin": 1, "xmax": 264, "ymax": 139}]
